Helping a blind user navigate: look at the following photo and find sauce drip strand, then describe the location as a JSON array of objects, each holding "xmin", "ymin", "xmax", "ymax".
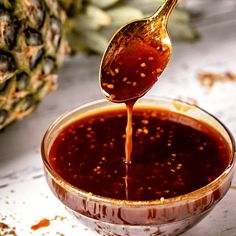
[
  {"xmin": 101, "ymin": 36, "xmax": 170, "ymax": 163},
  {"xmin": 125, "ymin": 100, "xmax": 135, "ymax": 164},
  {"xmin": 100, "ymin": 1, "xmax": 175, "ymax": 164},
  {"xmin": 49, "ymin": 107, "xmax": 231, "ymax": 201}
]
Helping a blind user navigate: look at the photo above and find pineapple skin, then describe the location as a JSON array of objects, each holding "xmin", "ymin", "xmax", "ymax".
[{"xmin": 0, "ymin": 0, "xmax": 68, "ymax": 129}]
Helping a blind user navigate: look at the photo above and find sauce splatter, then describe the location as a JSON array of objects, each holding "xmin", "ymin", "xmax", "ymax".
[
  {"xmin": 31, "ymin": 218, "xmax": 50, "ymax": 231},
  {"xmin": 198, "ymin": 71, "xmax": 236, "ymax": 89}
]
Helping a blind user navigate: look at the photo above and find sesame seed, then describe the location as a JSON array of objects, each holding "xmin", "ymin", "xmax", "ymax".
[
  {"xmin": 93, "ymin": 166, "xmax": 101, "ymax": 174},
  {"xmin": 132, "ymin": 82, "xmax": 137, "ymax": 86},
  {"xmin": 136, "ymin": 128, "xmax": 143, "ymax": 135},
  {"xmin": 198, "ymin": 146, "xmax": 204, "ymax": 151},
  {"xmin": 143, "ymin": 128, "xmax": 149, "ymax": 134},
  {"xmin": 162, "ymin": 46, "xmax": 168, "ymax": 52},
  {"xmin": 141, "ymin": 119, "xmax": 149, "ymax": 125},
  {"xmin": 148, "ymin": 57, "xmax": 154, "ymax": 61},
  {"xmin": 110, "ymin": 70, "xmax": 115, "ymax": 76},
  {"xmin": 140, "ymin": 63, "xmax": 146, "ymax": 67},
  {"xmin": 122, "ymin": 77, "xmax": 128, "ymax": 82},
  {"xmin": 110, "ymin": 94, "xmax": 116, "ymax": 100},
  {"xmin": 109, "ymin": 141, "xmax": 114, "ymax": 147},
  {"xmin": 107, "ymin": 84, "xmax": 114, "ymax": 89},
  {"xmin": 140, "ymin": 73, "xmax": 146, "ymax": 78},
  {"xmin": 115, "ymin": 68, "xmax": 119, "ymax": 73},
  {"xmin": 176, "ymin": 164, "xmax": 182, "ymax": 170},
  {"xmin": 93, "ymin": 166, "xmax": 100, "ymax": 171}
]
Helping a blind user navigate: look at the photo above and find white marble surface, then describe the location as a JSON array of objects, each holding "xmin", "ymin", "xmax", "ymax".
[{"xmin": 1, "ymin": 2, "xmax": 236, "ymax": 236}]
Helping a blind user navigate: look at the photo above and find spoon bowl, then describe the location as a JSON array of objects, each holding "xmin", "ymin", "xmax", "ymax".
[{"xmin": 100, "ymin": 0, "xmax": 177, "ymax": 103}]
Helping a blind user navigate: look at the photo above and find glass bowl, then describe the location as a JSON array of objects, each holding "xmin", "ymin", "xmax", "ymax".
[{"xmin": 41, "ymin": 97, "xmax": 235, "ymax": 236}]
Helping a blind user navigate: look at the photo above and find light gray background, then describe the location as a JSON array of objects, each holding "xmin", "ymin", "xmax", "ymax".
[{"xmin": 1, "ymin": 1, "xmax": 236, "ymax": 235}]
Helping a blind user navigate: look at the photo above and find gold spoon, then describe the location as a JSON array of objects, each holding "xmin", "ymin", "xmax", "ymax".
[{"xmin": 99, "ymin": 0, "xmax": 178, "ymax": 103}]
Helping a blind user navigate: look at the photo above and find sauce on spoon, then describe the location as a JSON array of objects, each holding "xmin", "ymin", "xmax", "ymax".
[{"xmin": 100, "ymin": 0, "xmax": 177, "ymax": 163}]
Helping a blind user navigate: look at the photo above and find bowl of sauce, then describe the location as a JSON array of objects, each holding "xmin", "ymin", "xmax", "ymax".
[{"xmin": 41, "ymin": 97, "xmax": 235, "ymax": 236}]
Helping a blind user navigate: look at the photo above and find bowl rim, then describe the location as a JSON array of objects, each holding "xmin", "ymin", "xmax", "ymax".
[{"xmin": 41, "ymin": 96, "xmax": 236, "ymax": 206}]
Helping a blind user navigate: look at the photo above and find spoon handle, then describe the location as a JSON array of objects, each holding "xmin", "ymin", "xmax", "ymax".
[{"xmin": 152, "ymin": 0, "xmax": 178, "ymax": 26}]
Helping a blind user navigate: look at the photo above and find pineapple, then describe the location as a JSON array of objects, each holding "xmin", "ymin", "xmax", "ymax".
[
  {"xmin": 60, "ymin": 0, "xmax": 198, "ymax": 54},
  {"xmin": 0, "ymin": 0, "xmax": 68, "ymax": 129},
  {"xmin": 0, "ymin": 0, "xmax": 197, "ymax": 130}
]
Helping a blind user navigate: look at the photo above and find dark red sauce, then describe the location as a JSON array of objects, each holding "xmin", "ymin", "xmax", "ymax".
[
  {"xmin": 49, "ymin": 107, "xmax": 231, "ymax": 201},
  {"xmin": 31, "ymin": 218, "xmax": 50, "ymax": 231},
  {"xmin": 100, "ymin": 35, "xmax": 170, "ymax": 164},
  {"xmin": 100, "ymin": 38, "xmax": 170, "ymax": 102}
]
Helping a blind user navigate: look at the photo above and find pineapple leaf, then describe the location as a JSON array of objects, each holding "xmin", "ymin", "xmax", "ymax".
[
  {"xmin": 79, "ymin": 31, "xmax": 109, "ymax": 54},
  {"xmin": 74, "ymin": 5, "xmax": 111, "ymax": 31},
  {"xmin": 64, "ymin": 0, "xmax": 199, "ymax": 54},
  {"xmin": 88, "ymin": 0, "xmax": 120, "ymax": 9},
  {"xmin": 107, "ymin": 6, "xmax": 144, "ymax": 26}
]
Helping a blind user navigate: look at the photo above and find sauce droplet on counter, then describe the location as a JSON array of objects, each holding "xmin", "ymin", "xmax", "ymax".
[{"xmin": 31, "ymin": 218, "xmax": 50, "ymax": 231}]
